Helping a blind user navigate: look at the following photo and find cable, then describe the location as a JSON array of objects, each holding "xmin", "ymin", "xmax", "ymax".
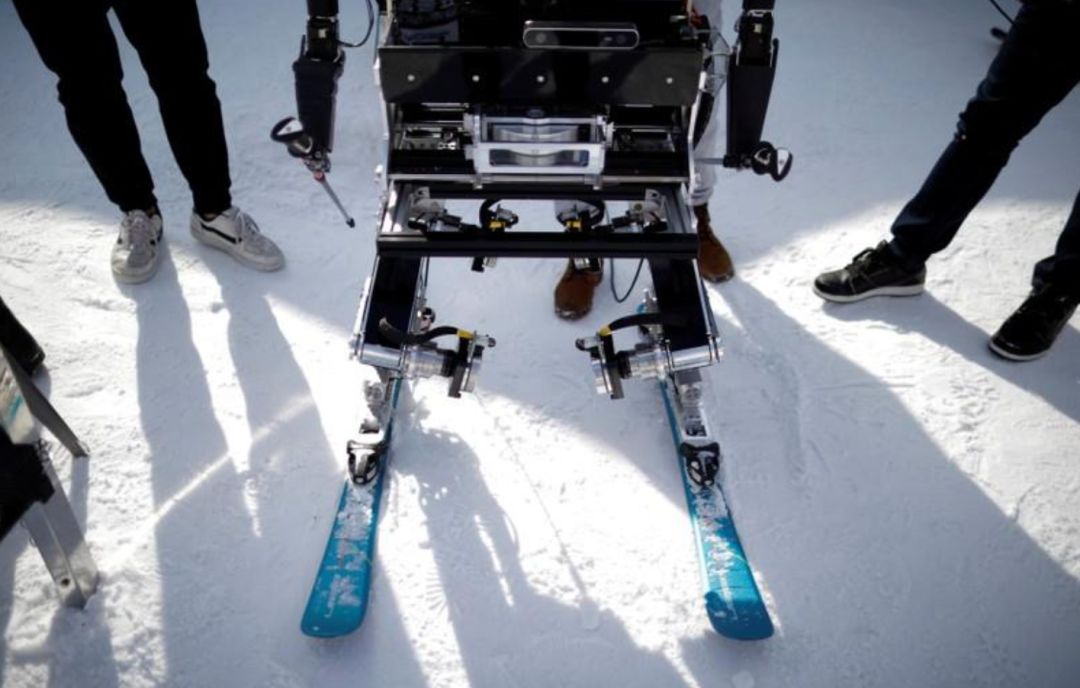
[
  {"xmin": 987, "ymin": 0, "xmax": 1015, "ymax": 26},
  {"xmin": 610, "ymin": 258, "xmax": 646, "ymax": 304},
  {"xmin": 603, "ymin": 204, "xmax": 646, "ymax": 304},
  {"xmin": 604, "ymin": 202, "xmax": 646, "ymax": 304},
  {"xmin": 339, "ymin": 0, "xmax": 376, "ymax": 48}
]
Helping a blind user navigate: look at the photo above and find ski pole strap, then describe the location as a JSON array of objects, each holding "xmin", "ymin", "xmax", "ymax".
[
  {"xmin": 698, "ymin": 141, "xmax": 792, "ymax": 182},
  {"xmin": 750, "ymin": 142, "xmax": 792, "ymax": 181},
  {"xmin": 270, "ymin": 117, "xmax": 305, "ymax": 144}
]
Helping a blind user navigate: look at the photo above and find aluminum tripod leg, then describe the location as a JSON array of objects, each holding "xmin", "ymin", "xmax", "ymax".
[{"xmin": 18, "ymin": 444, "xmax": 100, "ymax": 608}]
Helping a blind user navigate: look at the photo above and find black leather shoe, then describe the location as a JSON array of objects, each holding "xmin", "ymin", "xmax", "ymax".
[
  {"xmin": 814, "ymin": 241, "xmax": 926, "ymax": 303},
  {"xmin": 989, "ymin": 284, "xmax": 1079, "ymax": 361},
  {"xmin": 554, "ymin": 259, "xmax": 603, "ymax": 320}
]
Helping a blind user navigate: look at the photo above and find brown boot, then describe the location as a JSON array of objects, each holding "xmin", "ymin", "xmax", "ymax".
[
  {"xmin": 693, "ymin": 204, "xmax": 734, "ymax": 283},
  {"xmin": 554, "ymin": 259, "xmax": 603, "ymax": 320}
]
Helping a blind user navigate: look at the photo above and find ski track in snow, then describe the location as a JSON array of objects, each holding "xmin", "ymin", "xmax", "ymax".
[{"xmin": 3, "ymin": 0, "xmax": 1080, "ymax": 687}]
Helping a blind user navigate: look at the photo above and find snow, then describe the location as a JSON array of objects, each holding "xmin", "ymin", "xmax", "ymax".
[{"xmin": 2, "ymin": 0, "xmax": 1079, "ymax": 686}]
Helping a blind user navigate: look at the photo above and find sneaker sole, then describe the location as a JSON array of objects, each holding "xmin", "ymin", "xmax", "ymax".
[
  {"xmin": 113, "ymin": 264, "xmax": 160, "ymax": 284},
  {"xmin": 190, "ymin": 225, "xmax": 284, "ymax": 272},
  {"xmin": 987, "ymin": 339, "xmax": 1049, "ymax": 362},
  {"xmin": 813, "ymin": 283, "xmax": 925, "ymax": 303},
  {"xmin": 113, "ymin": 248, "xmax": 163, "ymax": 285}
]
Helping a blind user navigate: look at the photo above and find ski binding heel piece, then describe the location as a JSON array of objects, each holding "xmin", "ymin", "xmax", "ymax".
[
  {"xmin": 680, "ymin": 441, "xmax": 721, "ymax": 487},
  {"xmin": 347, "ymin": 435, "xmax": 387, "ymax": 486}
]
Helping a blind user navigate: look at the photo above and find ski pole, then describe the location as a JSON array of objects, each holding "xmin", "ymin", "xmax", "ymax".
[
  {"xmin": 313, "ymin": 171, "xmax": 356, "ymax": 228},
  {"xmin": 271, "ymin": 117, "xmax": 356, "ymax": 228}
]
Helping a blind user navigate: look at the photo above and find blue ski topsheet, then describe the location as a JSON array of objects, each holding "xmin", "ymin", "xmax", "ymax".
[
  {"xmin": 301, "ymin": 380, "xmax": 402, "ymax": 638},
  {"xmin": 659, "ymin": 382, "xmax": 774, "ymax": 640}
]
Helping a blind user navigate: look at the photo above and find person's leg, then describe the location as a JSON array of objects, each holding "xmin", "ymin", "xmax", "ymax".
[
  {"xmin": 113, "ymin": 0, "xmax": 283, "ymax": 272},
  {"xmin": 816, "ymin": 2, "xmax": 1079, "ymax": 304},
  {"xmin": 889, "ymin": 2, "xmax": 1080, "ymax": 263},
  {"xmin": 111, "ymin": 0, "xmax": 231, "ymax": 215},
  {"xmin": 689, "ymin": 0, "xmax": 734, "ymax": 282},
  {"xmin": 990, "ymin": 187, "xmax": 1080, "ymax": 360},
  {"xmin": 1032, "ymin": 188, "xmax": 1080, "ymax": 296},
  {"xmin": 690, "ymin": 0, "xmax": 725, "ymax": 201},
  {"xmin": 553, "ymin": 201, "xmax": 605, "ymax": 320},
  {"xmin": 980, "ymin": 5, "xmax": 1080, "ymax": 360},
  {"xmin": 690, "ymin": 84, "xmax": 734, "ymax": 283},
  {"xmin": 690, "ymin": 105, "xmax": 720, "ymax": 209},
  {"xmin": 12, "ymin": 0, "xmax": 156, "ymax": 213}
]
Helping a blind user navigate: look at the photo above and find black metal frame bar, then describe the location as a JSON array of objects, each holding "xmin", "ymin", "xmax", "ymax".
[
  {"xmin": 375, "ymin": 181, "xmax": 698, "ymax": 259},
  {"xmin": 378, "ymin": 232, "xmax": 697, "ymax": 259},
  {"xmin": 378, "ymin": 47, "xmax": 704, "ymax": 106}
]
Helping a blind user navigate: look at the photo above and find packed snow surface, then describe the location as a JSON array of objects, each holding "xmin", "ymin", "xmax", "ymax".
[{"xmin": 2, "ymin": 1, "xmax": 1078, "ymax": 686}]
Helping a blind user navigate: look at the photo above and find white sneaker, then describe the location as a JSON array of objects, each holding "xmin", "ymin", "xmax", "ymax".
[
  {"xmin": 112, "ymin": 210, "xmax": 164, "ymax": 284},
  {"xmin": 190, "ymin": 207, "xmax": 285, "ymax": 272}
]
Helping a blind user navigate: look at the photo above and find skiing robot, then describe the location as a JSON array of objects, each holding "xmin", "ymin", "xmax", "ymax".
[{"xmin": 273, "ymin": 0, "xmax": 790, "ymax": 640}]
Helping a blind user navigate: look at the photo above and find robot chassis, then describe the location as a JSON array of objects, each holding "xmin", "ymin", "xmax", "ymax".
[{"xmin": 277, "ymin": 0, "xmax": 790, "ymax": 486}]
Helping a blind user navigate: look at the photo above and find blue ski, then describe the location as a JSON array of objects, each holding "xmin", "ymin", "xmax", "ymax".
[
  {"xmin": 659, "ymin": 380, "xmax": 773, "ymax": 641},
  {"xmin": 301, "ymin": 380, "xmax": 402, "ymax": 638}
]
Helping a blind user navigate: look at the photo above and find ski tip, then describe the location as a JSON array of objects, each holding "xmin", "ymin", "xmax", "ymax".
[
  {"xmin": 301, "ymin": 598, "xmax": 369, "ymax": 639},
  {"xmin": 301, "ymin": 615, "xmax": 364, "ymax": 639},
  {"xmin": 705, "ymin": 592, "xmax": 774, "ymax": 641}
]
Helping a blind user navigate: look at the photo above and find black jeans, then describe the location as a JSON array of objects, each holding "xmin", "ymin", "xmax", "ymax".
[
  {"xmin": 889, "ymin": 1, "xmax": 1080, "ymax": 295},
  {"xmin": 13, "ymin": 0, "xmax": 232, "ymax": 215}
]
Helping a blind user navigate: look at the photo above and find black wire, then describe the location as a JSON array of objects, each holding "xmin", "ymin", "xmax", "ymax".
[
  {"xmin": 987, "ymin": 0, "xmax": 1015, "ymax": 26},
  {"xmin": 607, "ymin": 311, "xmax": 687, "ymax": 333},
  {"xmin": 610, "ymin": 257, "xmax": 647, "ymax": 304},
  {"xmin": 605, "ymin": 203, "xmax": 647, "ymax": 304},
  {"xmin": 339, "ymin": 0, "xmax": 376, "ymax": 48}
]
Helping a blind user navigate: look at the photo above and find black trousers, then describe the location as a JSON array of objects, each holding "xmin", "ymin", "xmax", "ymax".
[
  {"xmin": 13, "ymin": 0, "xmax": 232, "ymax": 215},
  {"xmin": 889, "ymin": 1, "xmax": 1080, "ymax": 294}
]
